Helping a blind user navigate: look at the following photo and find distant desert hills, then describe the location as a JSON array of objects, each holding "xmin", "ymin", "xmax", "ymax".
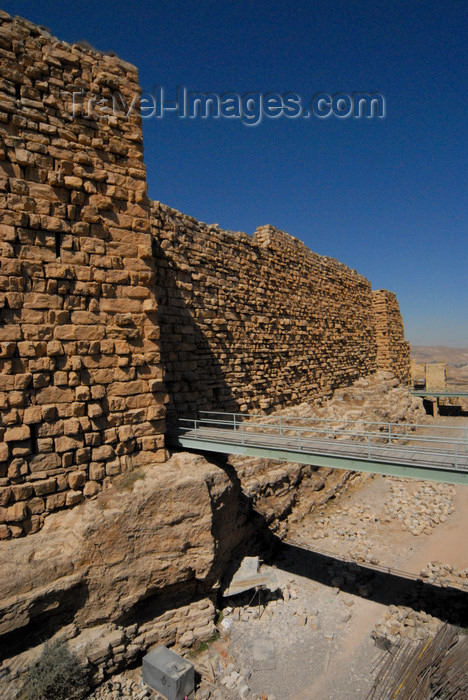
[
  {"xmin": 411, "ymin": 346, "xmax": 468, "ymax": 388},
  {"xmin": 411, "ymin": 346, "xmax": 468, "ymax": 365}
]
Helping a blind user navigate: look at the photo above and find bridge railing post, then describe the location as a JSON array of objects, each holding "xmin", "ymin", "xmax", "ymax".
[
  {"xmin": 279, "ymin": 416, "xmax": 282, "ymax": 436},
  {"xmin": 367, "ymin": 435, "xmax": 371, "ymax": 458},
  {"xmin": 241, "ymin": 422, "xmax": 244, "ymax": 445},
  {"xmin": 233, "ymin": 413, "xmax": 236, "ymax": 432},
  {"xmin": 454, "ymin": 442, "xmax": 458, "ymax": 469},
  {"xmin": 388, "ymin": 423, "xmax": 392, "ymax": 445},
  {"xmin": 326, "ymin": 419, "xmax": 329, "ymax": 439},
  {"xmin": 298, "ymin": 428, "xmax": 301, "ymax": 450},
  {"xmin": 194, "ymin": 419, "xmax": 198, "ymax": 440}
]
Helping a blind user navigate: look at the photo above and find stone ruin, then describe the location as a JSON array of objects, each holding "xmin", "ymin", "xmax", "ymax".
[{"xmin": 0, "ymin": 10, "xmax": 410, "ymax": 539}]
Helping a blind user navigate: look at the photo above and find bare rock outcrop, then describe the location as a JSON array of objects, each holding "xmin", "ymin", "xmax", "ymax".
[
  {"xmin": 0, "ymin": 452, "xmax": 262, "ymax": 695},
  {"xmin": 233, "ymin": 372, "xmax": 425, "ymax": 535}
]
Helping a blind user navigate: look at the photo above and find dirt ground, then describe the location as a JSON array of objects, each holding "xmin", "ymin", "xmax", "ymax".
[
  {"xmin": 96, "ymin": 416, "xmax": 468, "ymax": 700},
  {"xmin": 212, "ymin": 416, "xmax": 468, "ymax": 700}
]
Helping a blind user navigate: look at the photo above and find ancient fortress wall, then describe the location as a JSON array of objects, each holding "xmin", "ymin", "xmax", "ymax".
[
  {"xmin": 0, "ymin": 14, "xmax": 165, "ymax": 539},
  {"xmin": 153, "ymin": 202, "xmax": 380, "ymax": 419},
  {"xmin": 372, "ymin": 289, "xmax": 411, "ymax": 382},
  {"xmin": 0, "ymin": 12, "xmax": 410, "ymax": 539}
]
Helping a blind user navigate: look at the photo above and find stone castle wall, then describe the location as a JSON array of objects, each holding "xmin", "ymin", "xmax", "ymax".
[
  {"xmin": 372, "ymin": 290, "xmax": 411, "ymax": 382},
  {"xmin": 0, "ymin": 14, "xmax": 165, "ymax": 539},
  {"xmin": 153, "ymin": 203, "xmax": 379, "ymax": 419},
  {"xmin": 0, "ymin": 12, "xmax": 411, "ymax": 540}
]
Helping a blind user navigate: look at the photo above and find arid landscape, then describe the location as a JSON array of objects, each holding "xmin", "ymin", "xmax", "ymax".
[
  {"xmin": 84, "ymin": 416, "xmax": 468, "ymax": 700},
  {"xmin": 0, "ymin": 9, "xmax": 467, "ymax": 700},
  {"xmin": 411, "ymin": 347, "xmax": 468, "ymax": 389}
]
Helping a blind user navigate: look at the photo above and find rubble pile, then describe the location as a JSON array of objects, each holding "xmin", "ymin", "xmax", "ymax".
[
  {"xmin": 248, "ymin": 371, "xmax": 425, "ymax": 430},
  {"xmin": 87, "ymin": 676, "xmax": 151, "ymax": 700},
  {"xmin": 419, "ymin": 561, "xmax": 468, "ymax": 590},
  {"xmin": 385, "ymin": 481, "xmax": 455, "ymax": 536},
  {"xmin": 308, "ymin": 503, "xmax": 378, "ymax": 542},
  {"xmin": 373, "ymin": 605, "xmax": 442, "ymax": 645}
]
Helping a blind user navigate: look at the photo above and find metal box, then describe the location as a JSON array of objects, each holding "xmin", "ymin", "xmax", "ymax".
[{"xmin": 142, "ymin": 645, "xmax": 194, "ymax": 700}]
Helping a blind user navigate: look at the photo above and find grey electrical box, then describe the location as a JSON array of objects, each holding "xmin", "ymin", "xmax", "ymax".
[{"xmin": 142, "ymin": 645, "xmax": 194, "ymax": 700}]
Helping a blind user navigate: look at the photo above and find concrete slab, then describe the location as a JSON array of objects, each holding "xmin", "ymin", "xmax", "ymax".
[
  {"xmin": 224, "ymin": 556, "xmax": 278, "ymax": 596},
  {"xmin": 252, "ymin": 638, "xmax": 276, "ymax": 671}
]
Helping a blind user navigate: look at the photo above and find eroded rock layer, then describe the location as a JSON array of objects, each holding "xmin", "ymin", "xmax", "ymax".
[{"xmin": 0, "ymin": 452, "xmax": 261, "ymax": 694}]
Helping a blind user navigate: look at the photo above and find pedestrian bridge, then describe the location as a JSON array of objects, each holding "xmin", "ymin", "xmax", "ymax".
[{"xmin": 169, "ymin": 411, "xmax": 468, "ymax": 486}]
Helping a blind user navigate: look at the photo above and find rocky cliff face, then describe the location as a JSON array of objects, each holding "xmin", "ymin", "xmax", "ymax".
[
  {"xmin": 0, "ymin": 373, "xmax": 423, "ymax": 697},
  {"xmin": 0, "ymin": 452, "xmax": 264, "ymax": 695}
]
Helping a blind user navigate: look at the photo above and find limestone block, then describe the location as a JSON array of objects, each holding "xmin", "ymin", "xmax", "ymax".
[
  {"xmin": 65, "ymin": 490, "xmax": 83, "ymax": 506},
  {"xmin": 55, "ymin": 436, "xmax": 82, "ymax": 453},
  {"xmin": 0, "ymin": 501, "xmax": 27, "ymax": 522},
  {"xmin": 11, "ymin": 484, "xmax": 34, "ymax": 501},
  {"xmin": 92, "ymin": 445, "xmax": 115, "ymax": 461},
  {"xmin": 46, "ymin": 492, "xmax": 67, "ymax": 510},
  {"xmin": 89, "ymin": 463, "xmax": 105, "ymax": 481},
  {"xmin": 83, "ymin": 481, "xmax": 100, "ymax": 497},
  {"xmin": 4, "ymin": 425, "xmax": 30, "ymax": 442},
  {"xmin": 29, "ymin": 453, "xmax": 61, "ymax": 472},
  {"xmin": 0, "ymin": 487, "xmax": 11, "ymax": 506},
  {"xmin": 68, "ymin": 471, "xmax": 87, "ymax": 489},
  {"xmin": 33, "ymin": 478, "xmax": 56, "ymax": 496},
  {"xmin": 7, "ymin": 458, "xmax": 26, "ymax": 479}
]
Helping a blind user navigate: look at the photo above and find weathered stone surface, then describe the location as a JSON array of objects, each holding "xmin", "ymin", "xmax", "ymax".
[
  {"xmin": 4, "ymin": 425, "xmax": 30, "ymax": 442},
  {"xmin": 0, "ymin": 453, "xmax": 259, "ymax": 692},
  {"xmin": 0, "ymin": 14, "xmax": 166, "ymax": 537},
  {"xmin": 0, "ymin": 10, "xmax": 410, "ymax": 544},
  {"xmin": 153, "ymin": 208, "xmax": 410, "ymax": 421},
  {"xmin": 372, "ymin": 290, "xmax": 410, "ymax": 382}
]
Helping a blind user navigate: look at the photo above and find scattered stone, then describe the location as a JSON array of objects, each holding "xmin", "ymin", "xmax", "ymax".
[
  {"xmin": 373, "ymin": 605, "xmax": 443, "ymax": 644},
  {"xmin": 385, "ymin": 482, "xmax": 455, "ymax": 537}
]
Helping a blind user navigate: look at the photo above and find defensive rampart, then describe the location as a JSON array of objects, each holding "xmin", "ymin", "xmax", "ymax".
[
  {"xmin": 0, "ymin": 12, "xmax": 410, "ymax": 539},
  {"xmin": 0, "ymin": 14, "xmax": 165, "ymax": 539},
  {"xmin": 372, "ymin": 289, "xmax": 411, "ymax": 382},
  {"xmin": 153, "ymin": 203, "xmax": 383, "ymax": 419}
]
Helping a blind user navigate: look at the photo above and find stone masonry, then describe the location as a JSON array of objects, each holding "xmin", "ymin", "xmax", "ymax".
[
  {"xmin": 0, "ymin": 12, "xmax": 410, "ymax": 539},
  {"xmin": 372, "ymin": 289, "xmax": 410, "ymax": 382},
  {"xmin": 153, "ymin": 205, "xmax": 410, "ymax": 420},
  {"xmin": 0, "ymin": 14, "xmax": 166, "ymax": 539}
]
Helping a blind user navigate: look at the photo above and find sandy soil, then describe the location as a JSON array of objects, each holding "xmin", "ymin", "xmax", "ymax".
[
  {"xmin": 220, "ymin": 416, "xmax": 468, "ymax": 700},
  {"xmin": 100, "ymin": 417, "xmax": 468, "ymax": 700}
]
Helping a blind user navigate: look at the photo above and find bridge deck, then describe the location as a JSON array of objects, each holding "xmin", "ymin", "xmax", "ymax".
[{"xmin": 170, "ymin": 415, "xmax": 468, "ymax": 486}]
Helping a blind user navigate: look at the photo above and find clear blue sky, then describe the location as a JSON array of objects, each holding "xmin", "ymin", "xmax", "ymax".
[{"xmin": 4, "ymin": 0, "xmax": 467, "ymax": 346}]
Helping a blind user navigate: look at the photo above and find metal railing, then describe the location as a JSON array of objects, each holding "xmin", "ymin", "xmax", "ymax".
[
  {"xmin": 283, "ymin": 537, "xmax": 468, "ymax": 591},
  {"xmin": 199, "ymin": 410, "xmax": 468, "ymax": 441},
  {"xmin": 175, "ymin": 411, "xmax": 468, "ymax": 471}
]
